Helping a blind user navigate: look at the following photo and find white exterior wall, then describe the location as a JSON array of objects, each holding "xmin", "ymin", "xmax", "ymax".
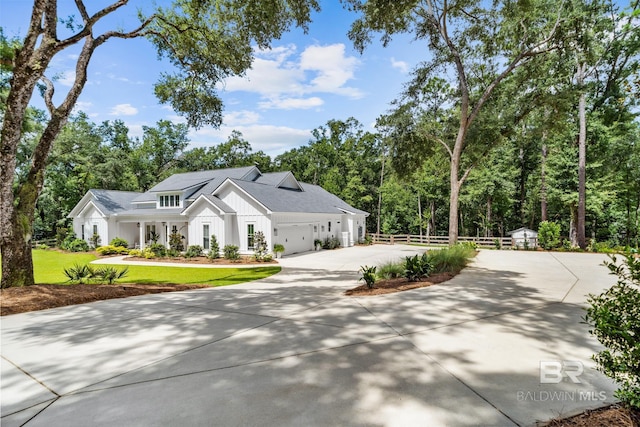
[
  {"xmin": 187, "ymin": 204, "xmax": 226, "ymax": 252},
  {"xmin": 76, "ymin": 205, "xmax": 108, "ymax": 246},
  {"xmin": 218, "ymin": 187, "xmax": 271, "ymax": 254}
]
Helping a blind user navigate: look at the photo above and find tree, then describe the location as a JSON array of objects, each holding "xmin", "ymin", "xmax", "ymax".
[
  {"xmin": 344, "ymin": 0, "xmax": 563, "ymax": 244},
  {"xmin": 1, "ymin": 0, "xmax": 319, "ymax": 287}
]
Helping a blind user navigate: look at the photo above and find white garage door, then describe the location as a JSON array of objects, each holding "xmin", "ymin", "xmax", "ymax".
[{"xmin": 278, "ymin": 225, "xmax": 313, "ymax": 255}]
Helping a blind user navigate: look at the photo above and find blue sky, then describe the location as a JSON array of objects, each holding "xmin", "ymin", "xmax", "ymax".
[{"xmin": 1, "ymin": 1, "xmax": 424, "ymax": 156}]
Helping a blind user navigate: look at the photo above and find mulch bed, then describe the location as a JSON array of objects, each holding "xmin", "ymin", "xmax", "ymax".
[
  {"xmin": 345, "ymin": 272, "xmax": 455, "ymax": 296},
  {"xmin": 0, "ymin": 283, "xmax": 208, "ymax": 316},
  {"xmin": 124, "ymin": 255, "xmax": 278, "ymax": 265},
  {"xmin": 544, "ymin": 404, "xmax": 640, "ymax": 427}
]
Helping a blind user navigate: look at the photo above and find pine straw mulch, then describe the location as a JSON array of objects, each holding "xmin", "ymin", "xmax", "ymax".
[
  {"xmin": 0, "ymin": 283, "xmax": 209, "ymax": 316},
  {"xmin": 125, "ymin": 255, "xmax": 278, "ymax": 265},
  {"xmin": 544, "ymin": 404, "xmax": 640, "ymax": 427},
  {"xmin": 344, "ymin": 272, "xmax": 456, "ymax": 296}
]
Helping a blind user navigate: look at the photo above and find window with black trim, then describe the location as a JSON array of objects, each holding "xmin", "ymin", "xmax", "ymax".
[{"xmin": 247, "ymin": 224, "xmax": 255, "ymax": 249}]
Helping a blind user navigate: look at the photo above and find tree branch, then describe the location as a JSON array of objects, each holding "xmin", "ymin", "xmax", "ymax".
[{"xmin": 40, "ymin": 75, "xmax": 55, "ymax": 114}]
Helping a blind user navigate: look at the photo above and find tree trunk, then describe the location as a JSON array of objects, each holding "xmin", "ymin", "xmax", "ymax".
[
  {"xmin": 486, "ymin": 196, "xmax": 493, "ymax": 237},
  {"xmin": 577, "ymin": 63, "xmax": 587, "ymax": 249},
  {"xmin": 541, "ymin": 143, "xmax": 548, "ymax": 222},
  {"xmin": 448, "ymin": 166, "xmax": 461, "ymax": 246},
  {"xmin": 570, "ymin": 203, "xmax": 579, "ymax": 248},
  {"xmin": 418, "ymin": 192, "xmax": 423, "ymax": 238},
  {"xmin": 430, "ymin": 201, "xmax": 436, "ymax": 237}
]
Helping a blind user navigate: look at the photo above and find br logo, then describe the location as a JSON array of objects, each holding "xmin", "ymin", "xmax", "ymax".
[{"xmin": 540, "ymin": 360, "xmax": 584, "ymax": 384}]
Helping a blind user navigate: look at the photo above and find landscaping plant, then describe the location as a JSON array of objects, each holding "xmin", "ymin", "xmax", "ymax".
[
  {"xmin": 377, "ymin": 260, "xmax": 405, "ymax": 279},
  {"xmin": 147, "ymin": 243, "xmax": 167, "ymax": 258},
  {"xmin": 360, "ymin": 265, "xmax": 377, "ymax": 289},
  {"xmin": 89, "ymin": 233, "xmax": 102, "ymax": 249},
  {"xmin": 253, "ymin": 231, "xmax": 268, "ymax": 261},
  {"xmin": 63, "ymin": 264, "xmax": 95, "ymax": 284},
  {"xmin": 96, "ymin": 245, "xmax": 130, "ymax": 256},
  {"xmin": 209, "ymin": 234, "xmax": 220, "ymax": 259},
  {"xmin": 185, "ymin": 245, "xmax": 204, "ymax": 258},
  {"xmin": 93, "ymin": 266, "xmax": 129, "ymax": 284},
  {"xmin": 404, "ymin": 253, "xmax": 431, "ymax": 282},
  {"xmin": 585, "ymin": 252, "xmax": 640, "ymax": 409},
  {"xmin": 169, "ymin": 232, "xmax": 185, "ymax": 252},
  {"xmin": 273, "ymin": 243, "xmax": 285, "ymax": 257},
  {"xmin": 224, "ymin": 245, "xmax": 240, "ymax": 260},
  {"xmin": 427, "ymin": 244, "xmax": 475, "ymax": 274},
  {"xmin": 538, "ymin": 221, "xmax": 561, "ymax": 250},
  {"xmin": 64, "ymin": 238, "xmax": 90, "ymax": 253},
  {"xmin": 110, "ymin": 237, "xmax": 128, "ymax": 248}
]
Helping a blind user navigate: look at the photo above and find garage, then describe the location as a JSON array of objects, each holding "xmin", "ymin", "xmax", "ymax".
[{"xmin": 276, "ymin": 225, "xmax": 313, "ymax": 255}]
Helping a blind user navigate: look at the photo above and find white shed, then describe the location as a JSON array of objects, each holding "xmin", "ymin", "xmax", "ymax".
[{"xmin": 507, "ymin": 227, "xmax": 538, "ymax": 249}]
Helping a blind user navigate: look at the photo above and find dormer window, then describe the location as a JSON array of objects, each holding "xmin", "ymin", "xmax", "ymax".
[{"xmin": 158, "ymin": 194, "xmax": 181, "ymax": 208}]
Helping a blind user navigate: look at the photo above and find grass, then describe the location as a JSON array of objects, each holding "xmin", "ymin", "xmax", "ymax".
[
  {"xmin": 25, "ymin": 249, "xmax": 280, "ymax": 285},
  {"xmin": 427, "ymin": 244, "xmax": 476, "ymax": 274}
]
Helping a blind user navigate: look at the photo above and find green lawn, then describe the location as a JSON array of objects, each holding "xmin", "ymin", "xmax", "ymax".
[{"xmin": 28, "ymin": 249, "xmax": 280, "ymax": 285}]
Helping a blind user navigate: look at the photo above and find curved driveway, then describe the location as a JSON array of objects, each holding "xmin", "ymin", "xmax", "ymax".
[{"xmin": 1, "ymin": 246, "xmax": 618, "ymax": 426}]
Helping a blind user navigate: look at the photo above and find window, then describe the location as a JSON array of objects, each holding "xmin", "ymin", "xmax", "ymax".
[
  {"xmin": 81, "ymin": 225, "xmax": 85, "ymax": 240},
  {"xmin": 159, "ymin": 194, "xmax": 181, "ymax": 208},
  {"xmin": 247, "ymin": 224, "xmax": 255, "ymax": 249},
  {"xmin": 328, "ymin": 221, "xmax": 331, "ymax": 232},
  {"xmin": 93, "ymin": 224, "xmax": 98, "ymax": 235},
  {"xmin": 203, "ymin": 224, "xmax": 210, "ymax": 250},
  {"xmin": 146, "ymin": 224, "xmax": 156, "ymax": 242},
  {"xmin": 172, "ymin": 225, "xmax": 178, "ymax": 234}
]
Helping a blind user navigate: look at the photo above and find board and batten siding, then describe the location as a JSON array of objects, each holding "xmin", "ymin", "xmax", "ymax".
[
  {"xmin": 187, "ymin": 204, "xmax": 226, "ymax": 252},
  {"xmin": 217, "ymin": 187, "xmax": 271, "ymax": 253},
  {"xmin": 73, "ymin": 205, "xmax": 108, "ymax": 246}
]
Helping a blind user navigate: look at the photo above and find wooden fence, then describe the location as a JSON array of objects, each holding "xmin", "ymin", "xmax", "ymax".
[
  {"xmin": 31, "ymin": 238, "xmax": 57, "ymax": 248},
  {"xmin": 369, "ymin": 234, "xmax": 514, "ymax": 249}
]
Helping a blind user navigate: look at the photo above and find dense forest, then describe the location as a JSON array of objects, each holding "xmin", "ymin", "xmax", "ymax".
[{"xmin": 16, "ymin": 109, "xmax": 640, "ymax": 248}]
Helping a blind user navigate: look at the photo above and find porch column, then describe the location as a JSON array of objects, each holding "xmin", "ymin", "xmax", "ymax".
[{"xmin": 139, "ymin": 221, "xmax": 146, "ymax": 249}]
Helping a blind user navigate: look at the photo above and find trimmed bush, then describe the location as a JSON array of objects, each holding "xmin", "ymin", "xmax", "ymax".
[
  {"xmin": 224, "ymin": 245, "xmax": 240, "ymax": 260},
  {"xmin": 253, "ymin": 231, "xmax": 268, "ymax": 261},
  {"xmin": 110, "ymin": 237, "xmax": 128, "ymax": 248},
  {"xmin": 96, "ymin": 245, "xmax": 129, "ymax": 256},
  {"xmin": 185, "ymin": 245, "xmax": 204, "ymax": 258},
  {"xmin": 585, "ymin": 252, "xmax": 640, "ymax": 409},
  {"xmin": 538, "ymin": 221, "xmax": 561, "ymax": 250},
  {"xmin": 147, "ymin": 243, "xmax": 167, "ymax": 258},
  {"xmin": 322, "ymin": 236, "xmax": 341, "ymax": 250},
  {"xmin": 128, "ymin": 249, "xmax": 142, "ymax": 257},
  {"xmin": 169, "ymin": 232, "xmax": 185, "ymax": 251}
]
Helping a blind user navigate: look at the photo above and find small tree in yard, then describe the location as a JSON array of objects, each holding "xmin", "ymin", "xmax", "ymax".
[
  {"xmin": 538, "ymin": 221, "xmax": 561, "ymax": 250},
  {"xmin": 208, "ymin": 234, "xmax": 220, "ymax": 260},
  {"xmin": 253, "ymin": 231, "xmax": 268, "ymax": 261},
  {"xmin": 585, "ymin": 252, "xmax": 640, "ymax": 409}
]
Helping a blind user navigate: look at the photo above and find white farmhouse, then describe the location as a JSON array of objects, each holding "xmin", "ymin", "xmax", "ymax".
[{"xmin": 69, "ymin": 166, "xmax": 368, "ymax": 256}]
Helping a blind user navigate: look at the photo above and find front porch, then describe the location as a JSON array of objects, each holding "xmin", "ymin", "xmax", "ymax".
[{"xmin": 116, "ymin": 220, "xmax": 189, "ymax": 250}]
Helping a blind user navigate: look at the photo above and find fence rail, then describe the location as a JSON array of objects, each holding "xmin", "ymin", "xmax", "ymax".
[
  {"xmin": 31, "ymin": 238, "xmax": 57, "ymax": 248},
  {"xmin": 369, "ymin": 234, "xmax": 513, "ymax": 248}
]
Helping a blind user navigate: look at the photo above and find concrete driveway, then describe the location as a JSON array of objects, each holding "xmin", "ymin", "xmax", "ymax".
[{"xmin": 1, "ymin": 245, "xmax": 618, "ymax": 426}]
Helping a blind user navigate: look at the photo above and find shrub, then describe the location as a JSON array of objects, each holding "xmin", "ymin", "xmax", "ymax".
[
  {"xmin": 585, "ymin": 252, "xmax": 640, "ymax": 409},
  {"xmin": 66, "ymin": 238, "xmax": 89, "ymax": 252},
  {"xmin": 273, "ymin": 243, "xmax": 285, "ymax": 254},
  {"xmin": 147, "ymin": 243, "xmax": 166, "ymax": 258},
  {"xmin": 262, "ymin": 254, "xmax": 273, "ymax": 262},
  {"xmin": 587, "ymin": 239, "xmax": 623, "ymax": 254},
  {"xmin": 167, "ymin": 248, "xmax": 181, "ymax": 257},
  {"xmin": 322, "ymin": 236, "xmax": 341, "ymax": 250},
  {"xmin": 459, "ymin": 241, "xmax": 477, "ymax": 250},
  {"xmin": 142, "ymin": 247, "xmax": 157, "ymax": 259},
  {"xmin": 493, "ymin": 238, "xmax": 502, "ymax": 250},
  {"xmin": 96, "ymin": 245, "xmax": 129, "ymax": 256},
  {"xmin": 185, "ymin": 245, "xmax": 204, "ymax": 258},
  {"xmin": 128, "ymin": 249, "xmax": 142, "ymax": 257},
  {"xmin": 427, "ymin": 244, "xmax": 475, "ymax": 274},
  {"xmin": 93, "ymin": 266, "xmax": 129, "ymax": 284},
  {"xmin": 538, "ymin": 221, "xmax": 561, "ymax": 250},
  {"xmin": 56, "ymin": 227, "xmax": 71, "ymax": 248},
  {"xmin": 314, "ymin": 239, "xmax": 323, "ymax": 248},
  {"xmin": 110, "ymin": 237, "xmax": 128, "ymax": 248},
  {"xmin": 209, "ymin": 234, "xmax": 220, "ymax": 259},
  {"xmin": 63, "ymin": 264, "xmax": 95, "ymax": 283},
  {"xmin": 169, "ymin": 232, "xmax": 184, "ymax": 251},
  {"xmin": 224, "ymin": 245, "xmax": 240, "ymax": 260},
  {"xmin": 37, "ymin": 243, "xmax": 50, "ymax": 250},
  {"xmin": 404, "ymin": 253, "xmax": 431, "ymax": 282},
  {"xmin": 360, "ymin": 265, "xmax": 377, "ymax": 289},
  {"xmin": 253, "ymin": 231, "xmax": 268, "ymax": 261},
  {"xmin": 377, "ymin": 261, "xmax": 405, "ymax": 279}
]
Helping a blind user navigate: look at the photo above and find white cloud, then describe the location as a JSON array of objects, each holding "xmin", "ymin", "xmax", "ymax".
[
  {"xmin": 258, "ymin": 97, "xmax": 324, "ymax": 110},
  {"xmin": 222, "ymin": 43, "xmax": 362, "ymax": 109},
  {"xmin": 109, "ymin": 103, "xmax": 139, "ymax": 116},
  {"xmin": 188, "ymin": 124, "xmax": 312, "ymax": 156},
  {"xmin": 223, "ymin": 110, "xmax": 261, "ymax": 126},
  {"xmin": 57, "ymin": 70, "xmax": 76, "ymax": 87},
  {"xmin": 391, "ymin": 57, "xmax": 409, "ymax": 74}
]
